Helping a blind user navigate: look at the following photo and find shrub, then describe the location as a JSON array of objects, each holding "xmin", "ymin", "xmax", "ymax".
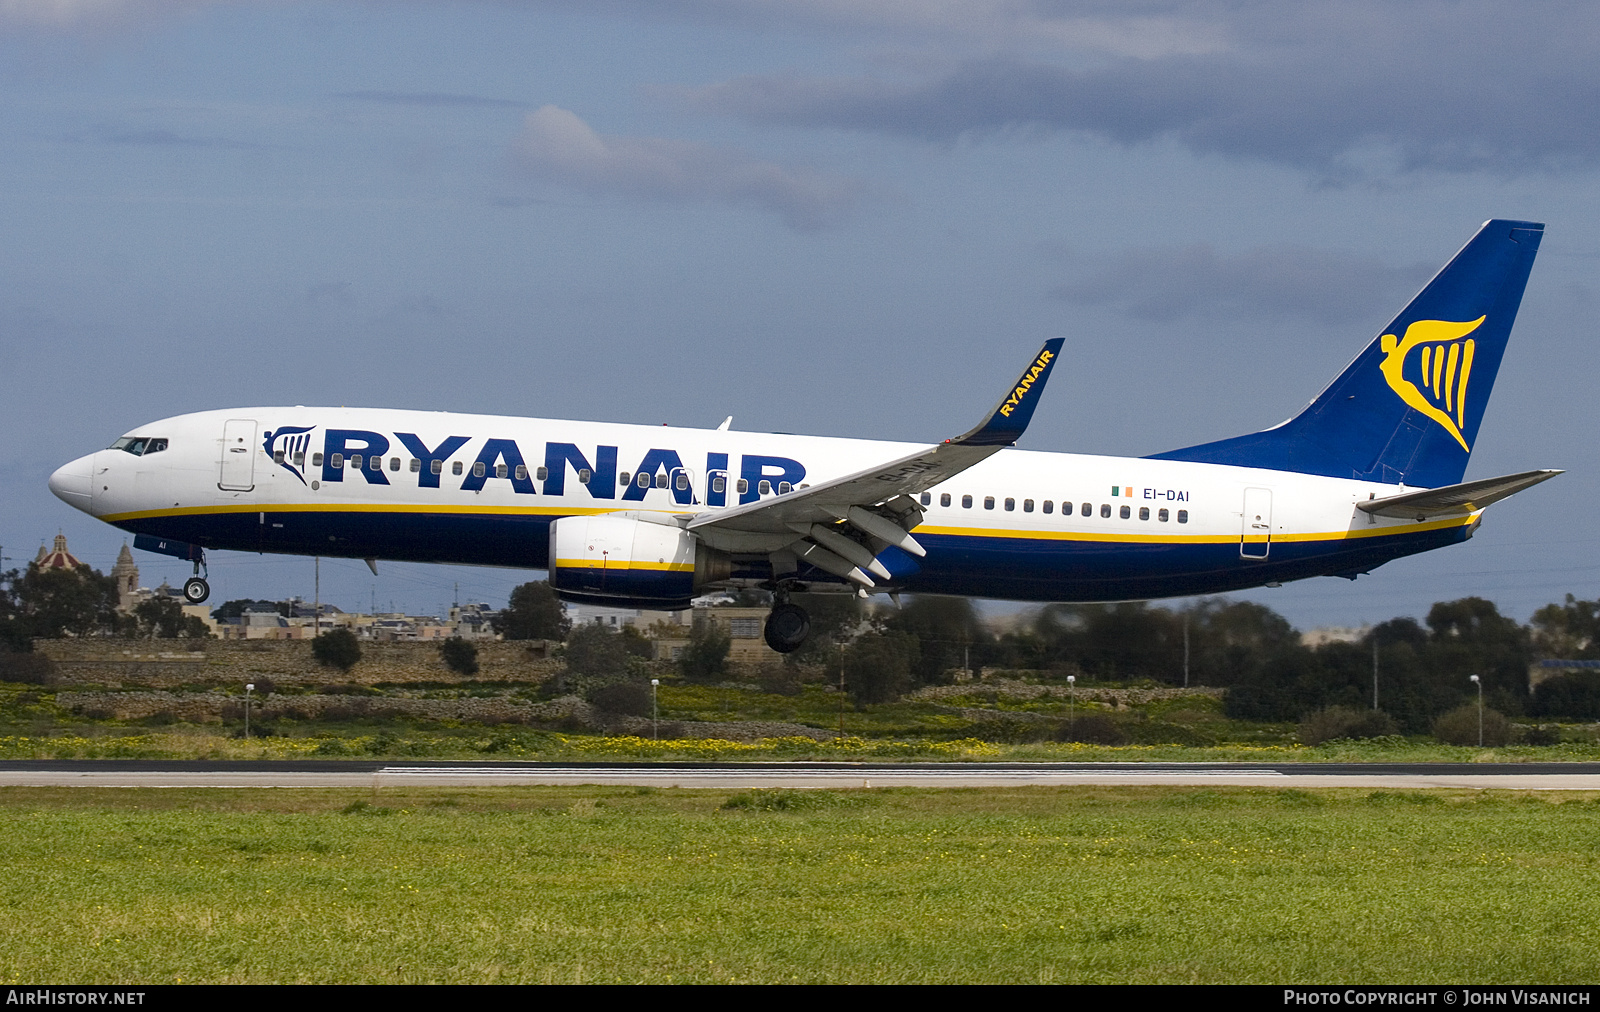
[
  {"xmin": 679, "ymin": 620, "xmax": 730, "ymax": 682},
  {"xmin": 1432, "ymin": 704, "xmax": 1511, "ymax": 746},
  {"xmin": 586, "ymin": 680, "xmax": 653, "ymax": 717},
  {"xmin": 0, "ymin": 651, "xmax": 55, "ymax": 686},
  {"xmin": 1515, "ymin": 724, "xmax": 1562, "ymax": 746},
  {"xmin": 439, "ymin": 637, "xmax": 479, "ymax": 676},
  {"xmin": 1531, "ymin": 672, "xmax": 1600, "ymax": 720},
  {"xmin": 1299, "ymin": 706, "xmax": 1400, "ymax": 746},
  {"xmin": 311, "ymin": 628, "xmax": 362, "ymax": 672},
  {"xmin": 1054, "ymin": 714, "xmax": 1130, "ymax": 745}
]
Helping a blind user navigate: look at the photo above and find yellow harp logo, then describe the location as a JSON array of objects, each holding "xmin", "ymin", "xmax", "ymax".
[{"xmin": 1378, "ymin": 316, "xmax": 1485, "ymax": 452}]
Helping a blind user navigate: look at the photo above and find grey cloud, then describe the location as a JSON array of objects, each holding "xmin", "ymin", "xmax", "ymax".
[
  {"xmin": 335, "ymin": 91, "xmax": 524, "ymax": 109},
  {"xmin": 511, "ymin": 105, "xmax": 861, "ymax": 230},
  {"xmin": 686, "ymin": 2, "xmax": 1600, "ymax": 177},
  {"xmin": 1056, "ymin": 244, "xmax": 1433, "ymax": 325}
]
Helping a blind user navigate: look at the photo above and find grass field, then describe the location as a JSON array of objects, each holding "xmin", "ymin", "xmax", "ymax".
[{"xmin": 2, "ymin": 785, "xmax": 1598, "ymax": 983}]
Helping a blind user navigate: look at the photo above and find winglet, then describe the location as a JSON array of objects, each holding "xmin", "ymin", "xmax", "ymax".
[{"xmin": 948, "ymin": 338, "xmax": 1065, "ymax": 447}]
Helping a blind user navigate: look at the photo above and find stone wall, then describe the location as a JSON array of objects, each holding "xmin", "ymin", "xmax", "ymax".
[{"xmin": 34, "ymin": 638, "xmax": 563, "ymax": 688}]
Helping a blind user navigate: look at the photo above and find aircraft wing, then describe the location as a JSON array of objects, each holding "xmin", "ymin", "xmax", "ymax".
[
  {"xmin": 1356, "ymin": 469, "xmax": 1562, "ymax": 520},
  {"xmin": 686, "ymin": 339, "xmax": 1063, "ymax": 586}
]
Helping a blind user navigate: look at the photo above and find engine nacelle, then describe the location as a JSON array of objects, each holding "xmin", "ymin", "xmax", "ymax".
[{"xmin": 548, "ymin": 514, "xmax": 728, "ymax": 608}]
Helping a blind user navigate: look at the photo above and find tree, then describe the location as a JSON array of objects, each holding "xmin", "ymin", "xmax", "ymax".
[
  {"xmin": 563, "ymin": 623, "xmax": 630, "ymax": 677},
  {"xmin": 312, "ymin": 628, "xmax": 362, "ymax": 672},
  {"xmin": 131, "ymin": 596, "xmax": 210, "ymax": 639},
  {"xmin": 845, "ymin": 630, "xmax": 919, "ymax": 705},
  {"xmin": 1530, "ymin": 595, "xmax": 1600, "ymax": 659},
  {"xmin": 439, "ymin": 636, "xmax": 479, "ymax": 676},
  {"xmin": 883, "ymin": 596, "xmax": 990, "ymax": 684},
  {"xmin": 495, "ymin": 581, "xmax": 570, "ymax": 640},
  {"xmin": 5, "ymin": 563, "xmax": 126, "ymax": 640},
  {"xmin": 679, "ymin": 619, "xmax": 730, "ymax": 681}
]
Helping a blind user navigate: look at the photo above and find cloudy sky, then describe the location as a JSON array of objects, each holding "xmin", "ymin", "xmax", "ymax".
[{"xmin": 2, "ymin": 1, "xmax": 1597, "ymax": 631}]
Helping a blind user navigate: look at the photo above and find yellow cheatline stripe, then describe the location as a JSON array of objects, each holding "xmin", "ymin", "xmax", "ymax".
[
  {"xmin": 917, "ymin": 512, "xmax": 1476, "ymax": 545},
  {"xmin": 99, "ymin": 502, "xmax": 628, "ymax": 523},
  {"xmin": 553, "ymin": 558, "xmax": 694, "ymax": 573},
  {"xmin": 104, "ymin": 502, "xmax": 1476, "ymax": 548}
]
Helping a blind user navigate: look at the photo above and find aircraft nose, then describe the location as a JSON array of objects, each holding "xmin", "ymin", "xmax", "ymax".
[{"xmin": 49, "ymin": 453, "xmax": 96, "ymax": 513}]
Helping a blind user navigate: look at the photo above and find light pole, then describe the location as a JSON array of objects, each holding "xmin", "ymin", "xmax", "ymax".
[
  {"xmin": 650, "ymin": 678, "xmax": 660, "ymax": 740},
  {"xmin": 1067, "ymin": 674, "xmax": 1076, "ymax": 725},
  {"xmin": 1470, "ymin": 674, "xmax": 1483, "ymax": 747},
  {"xmin": 244, "ymin": 683, "xmax": 255, "ymax": 739}
]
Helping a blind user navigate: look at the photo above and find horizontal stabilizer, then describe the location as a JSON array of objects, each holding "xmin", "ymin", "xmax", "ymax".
[{"xmin": 1356, "ymin": 469, "xmax": 1561, "ymax": 520}]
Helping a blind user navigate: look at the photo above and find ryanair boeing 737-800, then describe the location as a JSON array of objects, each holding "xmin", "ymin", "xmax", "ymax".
[{"xmin": 48, "ymin": 220, "xmax": 1560, "ymax": 652}]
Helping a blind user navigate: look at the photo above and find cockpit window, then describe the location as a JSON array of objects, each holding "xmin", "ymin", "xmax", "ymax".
[{"xmin": 110, "ymin": 437, "xmax": 167, "ymax": 456}]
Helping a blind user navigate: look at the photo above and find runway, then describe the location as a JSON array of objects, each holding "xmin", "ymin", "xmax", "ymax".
[{"xmin": 3, "ymin": 760, "xmax": 1600, "ymax": 790}]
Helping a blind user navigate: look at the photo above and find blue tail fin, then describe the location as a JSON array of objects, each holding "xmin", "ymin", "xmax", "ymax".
[{"xmin": 1146, "ymin": 219, "xmax": 1543, "ymax": 488}]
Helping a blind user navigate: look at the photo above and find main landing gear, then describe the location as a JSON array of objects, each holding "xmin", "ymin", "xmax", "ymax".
[
  {"xmin": 763, "ymin": 599, "xmax": 811, "ymax": 654},
  {"xmin": 181, "ymin": 550, "xmax": 210, "ymax": 604}
]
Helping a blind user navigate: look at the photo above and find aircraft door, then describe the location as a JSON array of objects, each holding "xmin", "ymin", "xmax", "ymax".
[
  {"xmin": 1240, "ymin": 487, "xmax": 1272, "ymax": 559},
  {"xmin": 669, "ymin": 466, "xmax": 696, "ymax": 505},
  {"xmin": 706, "ymin": 469, "xmax": 729, "ymax": 508},
  {"xmin": 219, "ymin": 419, "xmax": 257, "ymax": 491}
]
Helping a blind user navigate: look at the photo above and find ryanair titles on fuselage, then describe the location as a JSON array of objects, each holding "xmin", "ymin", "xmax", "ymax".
[{"xmin": 265, "ymin": 425, "xmax": 805, "ymax": 507}]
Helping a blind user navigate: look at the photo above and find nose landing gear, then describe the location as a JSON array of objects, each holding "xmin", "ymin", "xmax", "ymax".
[{"xmin": 181, "ymin": 552, "xmax": 210, "ymax": 604}]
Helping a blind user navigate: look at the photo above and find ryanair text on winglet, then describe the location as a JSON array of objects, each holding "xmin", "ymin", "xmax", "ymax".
[{"xmin": 997, "ymin": 349, "xmax": 1055, "ymax": 418}]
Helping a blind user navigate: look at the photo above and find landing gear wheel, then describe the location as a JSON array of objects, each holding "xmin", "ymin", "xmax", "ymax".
[
  {"xmin": 763, "ymin": 602, "xmax": 811, "ymax": 654},
  {"xmin": 182, "ymin": 577, "xmax": 210, "ymax": 604}
]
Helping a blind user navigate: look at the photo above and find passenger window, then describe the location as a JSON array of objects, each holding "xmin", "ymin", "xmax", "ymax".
[
  {"xmin": 737, "ymin": 478, "xmax": 749, "ymax": 494},
  {"xmin": 1139, "ymin": 507, "xmax": 1150, "ymax": 520},
  {"xmin": 759, "ymin": 480, "xmax": 772, "ymax": 495},
  {"xmin": 655, "ymin": 473, "xmax": 667, "ymax": 489},
  {"xmin": 920, "ymin": 493, "xmax": 931, "ymax": 506},
  {"xmin": 314, "ymin": 453, "xmax": 325, "ymax": 467},
  {"xmin": 431, "ymin": 460, "xmax": 443, "ymax": 475},
  {"xmin": 638, "ymin": 472, "xmax": 651, "ymax": 488},
  {"xmin": 1159, "ymin": 508, "xmax": 1169, "ymax": 522},
  {"xmin": 496, "ymin": 463, "xmax": 508, "ymax": 479},
  {"xmin": 962, "ymin": 495, "xmax": 973, "ymax": 508},
  {"xmin": 1120, "ymin": 505, "xmax": 1131, "ymax": 519},
  {"xmin": 1043, "ymin": 500, "xmax": 1053, "ymax": 514},
  {"xmin": 940, "ymin": 493, "xmax": 952, "ymax": 507},
  {"xmin": 579, "ymin": 468, "xmax": 592, "ymax": 484},
  {"xmin": 711, "ymin": 475, "xmax": 724, "ymax": 493},
  {"xmin": 536, "ymin": 466, "xmax": 548, "ymax": 481},
  {"xmin": 453, "ymin": 461, "xmax": 464, "ymax": 476},
  {"xmin": 369, "ymin": 455, "xmax": 382, "ymax": 471},
  {"xmin": 1099, "ymin": 504, "xmax": 1110, "ymax": 518},
  {"xmin": 619, "ymin": 471, "xmax": 632, "ymax": 486},
  {"xmin": 984, "ymin": 496, "xmax": 995, "ymax": 510},
  {"xmin": 349, "ymin": 454, "xmax": 361, "ymax": 470},
  {"xmin": 330, "ymin": 453, "xmax": 343, "ymax": 469},
  {"xmin": 1004, "ymin": 498, "xmax": 1015, "ymax": 511},
  {"xmin": 472, "ymin": 462, "xmax": 485, "ymax": 478},
  {"xmin": 514, "ymin": 465, "xmax": 527, "ymax": 481},
  {"xmin": 679, "ymin": 473, "xmax": 692, "ymax": 491},
  {"xmin": 294, "ymin": 452, "xmax": 305, "ymax": 467},
  {"xmin": 389, "ymin": 457, "xmax": 400, "ymax": 471},
  {"xmin": 274, "ymin": 450, "xmax": 285, "ymax": 464},
  {"xmin": 1177, "ymin": 510, "xmax": 1189, "ymax": 524},
  {"xmin": 1023, "ymin": 499, "xmax": 1033, "ymax": 513},
  {"xmin": 1081, "ymin": 503, "xmax": 1092, "ymax": 517},
  {"xmin": 409, "ymin": 459, "xmax": 421, "ymax": 473}
]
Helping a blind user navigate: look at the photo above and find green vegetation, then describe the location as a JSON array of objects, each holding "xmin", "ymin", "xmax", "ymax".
[
  {"xmin": 311, "ymin": 629, "xmax": 362, "ymax": 672},
  {"xmin": 0, "ymin": 785, "xmax": 1597, "ymax": 983}
]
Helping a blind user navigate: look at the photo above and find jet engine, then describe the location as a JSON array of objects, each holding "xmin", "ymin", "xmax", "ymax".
[{"xmin": 548, "ymin": 513, "xmax": 729, "ymax": 609}]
